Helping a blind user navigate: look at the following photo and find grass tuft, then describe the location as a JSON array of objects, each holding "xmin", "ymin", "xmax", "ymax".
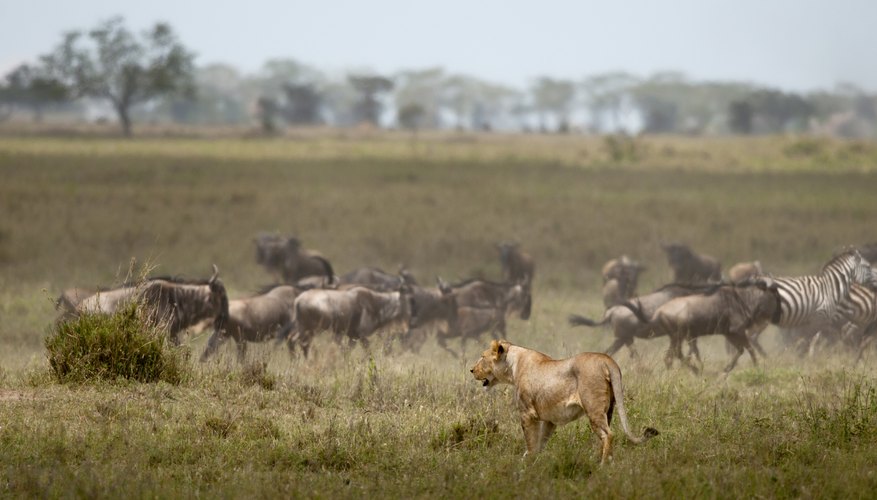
[{"xmin": 44, "ymin": 302, "xmax": 189, "ymax": 384}]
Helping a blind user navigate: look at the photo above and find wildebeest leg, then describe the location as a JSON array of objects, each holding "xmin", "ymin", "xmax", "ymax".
[
  {"xmin": 747, "ymin": 323, "xmax": 769, "ymax": 358},
  {"xmin": 436, "ymin": 332, "xmax": 459, "ymax": 358},
  {"xmin": 200, "ymin": 329, "xmax": 227, "ymax": 362},
  {"xmin": 625, "ymin": 339, "xmax": 640, "ymax": 360},
  {"xmin": 722, "ymin": 335, "xmax": 746, "ymax": 373},
  {"xmin": 605, "ymin": 337, "xmax": 628, "ymax": 357},
  {"xmin": 236, "ymin": 339, "xmax": 248, "ymax": 363},
  {"xmin": 663, "ymin": 338, "xmax": 677, "ymax": 369},
  {"xmin": 687, "ymin": 338, "xmax": 702, "ymax": 366},
  {"xmin": 680, "ymin": 339, "xmax": 701, "ymax": 374}
]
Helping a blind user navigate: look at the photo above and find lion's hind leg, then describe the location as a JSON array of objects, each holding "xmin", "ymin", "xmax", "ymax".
[{"xmin": 588, "ymin": 415, "xmax": 614, "ymax": 464}]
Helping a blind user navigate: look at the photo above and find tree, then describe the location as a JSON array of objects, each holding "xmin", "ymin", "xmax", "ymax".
[
  {"xmin": 728, "ymin": 100, "xmax": 753, "ymax": 134},
  {"xmin": 530, "ymin": 77, "xmax": 576, "ymax": 132},
  {"xmin": 282, "ymin": 83, "xmax": 323, "ymax": 125},
  {"xmin": 348, "ymin": 74, "xmax": 393, "ymax": 126},
  {"xmin": 580, "ymin": 72, "xmax": 639, "ymax": 133},
  {"xmin": 39, "ymin": 17, "xmax": 195, "ymax": 136},
  {"xmin": 0, "ymin": 64, "xmax": 68, "ymax": 122},
  {"xmin": 397, "ymin": 103, "xmax": 426, "ymax": 131}
]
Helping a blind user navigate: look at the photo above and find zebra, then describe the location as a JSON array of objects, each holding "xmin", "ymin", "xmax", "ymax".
[
  {"xmin": 768, "ymin": 251, "xmax": 877, "ymax": 353},
  {"xmin": 836, "ymin": 283, "xmax": 877, "ymax": 361}
]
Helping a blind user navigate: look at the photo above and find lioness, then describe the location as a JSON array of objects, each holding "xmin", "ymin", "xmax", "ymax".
[{"xmin": 471, "ymin": 340, "xmax": 658, "ymax": 463}]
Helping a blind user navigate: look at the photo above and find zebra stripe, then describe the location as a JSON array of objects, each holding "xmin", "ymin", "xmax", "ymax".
[
  {"xmin": 772, "ymin": 250, "xmax": 875, "ymax": 328},
  {"xmin": 838, "ymin": 283, "xmax": 877, "ymax": 328}
]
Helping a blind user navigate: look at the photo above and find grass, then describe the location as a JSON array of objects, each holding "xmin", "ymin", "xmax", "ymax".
[{"xmin": 1, "ymin": 131, "xmax": 877, "ymax": 497}]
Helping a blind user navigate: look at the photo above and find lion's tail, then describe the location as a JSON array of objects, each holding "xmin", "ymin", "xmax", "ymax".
[{"xmin": 607, "ymin": 360, "xmax": 659, "ymax": 444}]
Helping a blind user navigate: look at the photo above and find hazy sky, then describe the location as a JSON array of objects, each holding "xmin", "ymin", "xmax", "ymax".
[{"xmin": 2, "ymin": 0, "xmax": 876, "ymax": 92}]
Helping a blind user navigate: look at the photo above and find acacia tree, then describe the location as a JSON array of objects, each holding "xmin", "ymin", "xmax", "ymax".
[
  {"xmin": 348, "ymin": 74, "xmax": 393, "ymax": 126},
  {"xmin": 39, "ymin": 17, "xmax": 195, "ymax": 136}
]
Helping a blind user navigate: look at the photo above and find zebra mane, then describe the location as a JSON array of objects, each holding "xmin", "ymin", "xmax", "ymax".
[{"xmin": 821, "ymin": 249, "xmax": 861, "ymax": 273}]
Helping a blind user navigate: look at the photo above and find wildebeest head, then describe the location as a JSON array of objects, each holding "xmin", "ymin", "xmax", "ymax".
[
  {"xmin": 254, "ymin": 233, "xmax": 287, "ymax": 267},
  {"xmin": 661, "ymin": 243, "xmax": 694, "ymax": 267},
  {"xmin": 408, "ymin": 280, "xmax": 458, "ymax": 330},
  {"xmin": 207, "ymin": 265, "xmax": 230, "ymax": 334}
]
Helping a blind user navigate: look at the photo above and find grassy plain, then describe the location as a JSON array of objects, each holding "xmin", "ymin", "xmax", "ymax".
[{"xmin": 1, "ymin": 131, "xmax": 877, "ymax": 497}]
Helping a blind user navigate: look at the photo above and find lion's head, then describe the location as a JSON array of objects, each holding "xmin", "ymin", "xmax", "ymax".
[{"xmin": 470, "ymin": 339, "xmax": 512, "ymax": 389}]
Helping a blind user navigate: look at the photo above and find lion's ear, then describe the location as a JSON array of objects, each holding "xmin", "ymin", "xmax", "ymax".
[{"xmin": 497, "ymin": 344, "xmax": 505, "ymax": 355}]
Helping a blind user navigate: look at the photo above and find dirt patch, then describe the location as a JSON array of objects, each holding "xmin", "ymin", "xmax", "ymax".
[{"xmin": 0, "ymin": 390, "xmax": 26, "ymax": 402}]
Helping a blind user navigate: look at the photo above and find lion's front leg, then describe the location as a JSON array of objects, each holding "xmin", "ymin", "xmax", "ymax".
[
  {"xmin": 538, "ymin": 421, "xmax": 556, "ymax": 452},
  {"xmin": 520, "ymin": 416, "xmax": 542, "ymax": 457}
]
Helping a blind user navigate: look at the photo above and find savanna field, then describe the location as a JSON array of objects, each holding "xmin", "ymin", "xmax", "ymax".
[{"xmin": 3, "ymin": 130, "xmax": 877, "ymax": 497}]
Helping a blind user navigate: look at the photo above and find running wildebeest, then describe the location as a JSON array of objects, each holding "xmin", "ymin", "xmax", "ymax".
[
  {"xmin": 200, "ymin": 284, "xmax": 303, "ymax": 362},
  {"xmin": 727, "ymin": 261, "xmax": 763, "ymax": 284},
  {"xmin": 600, "ymin": 255, "xmax": 645, "ymax": 308},
  {"xmin": 624, "ymin": 278, "xmax": 780, "ymax": 374},
  {"xmin": 254, "ymin": 233, "xmax": 335, "ymax": 285},
  {"xmin": 74, "ymin": 265, "xmax": 230, "ymax": 345},
  {"xmin": 569, "ymin": 283, "xmax": 723, "ymax": 358},
  {"xmin": 406, "ymin": 278, "xmax": 531, "ymax": 357},
  {"xmin": 287, "ymin": 285, "xmax": 412, "ymax": 357},
  {"xmin": 337, "ymin": 266, "xmax": 418, "ymax": 292},
  {"xmin": 662, "ymin": 243, "xmax": 721, "ymax": 284},
  {"xmin": 497, "ymin": 242, "xmax": 535, "ymax": 289}
]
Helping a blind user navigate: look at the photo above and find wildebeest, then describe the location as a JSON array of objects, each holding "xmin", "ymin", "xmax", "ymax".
[
  {"xmin": 569, "ymin": 283, "xmax": 721, "ymax": 358},
  {"xmin": 287, "ymin": 286, "xmax": 412, "ymax": 357},
  {"xmin": 200, "ymin": 285, "xmax": 302, "ymax": 362},
  {"xmin": 254, "ymin": 233, "xmax": 335, "ymax": 285},
  {"xmin": 600, "ymin": 255, "xmax": 645, "ymax": 308},
  {"xmin": 497, "ymin": 242, "xmax": 535, "ymax": 289},
  {"xmin": 727, "ymin": 261, "xmax": 763, "ymax": 284},
  {"xmin": 626, "ymin": 279, "xmax": 780, "ymax": 374},
  {"xmin": 337, "ymin": 266, "xmax": 418, "ymax": 292},
  {"xmin": 662, "ymin": 243, "xmax": 721, "ymax": 284},
  {"xmin": 55, "ymin": 286, "xmax": 105, "ymax": 322},
  {"xmin": 407, "ymin": 278, "xmax": 531, "ymax": 357},
  {"xmin": 74, "ymin": 265, "xmax": 229, "ymax": 345}
]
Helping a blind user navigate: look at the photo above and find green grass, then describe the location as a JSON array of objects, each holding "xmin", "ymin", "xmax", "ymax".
[{"xmin": 1, "ymin": 132, "xmax": 877, "ymax": 497}]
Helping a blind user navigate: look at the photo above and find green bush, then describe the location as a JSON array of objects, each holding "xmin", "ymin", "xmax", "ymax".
[{"xmin": 45, "ymin": 302, "xmax": 189, "ymax": 384}]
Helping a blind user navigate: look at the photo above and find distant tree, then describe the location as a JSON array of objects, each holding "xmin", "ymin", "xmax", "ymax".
[
  {"xmin": 397, "ymin": 102, "xmax": 426, "ymax": 131},
  {"xmin": 349, "ymin": 74, "xmax": 393, "ymax": 126},
  {"xmin": 0, "ymin": 64, "xmax": 68, "ymax": 122},
  {"xmin": 162, "ymin": 63, "xmax": 248, "ymax": 125},
  {"xmin": 39, "ymin": 17, "xmax": 195, "ymax": 136},
  {"xmin": 580, "ymin": 72, "xmax": 639, "ymax": 132},
  {"xmin": 728, "ymin": 100, "xmax": 753, "ymax": 134},
  {"xmin": 394, "ymin": 68, "xmax": 444, "ymax": 129},
  {"xmin": 747, "ymin": 89, "xmax": 813, "ymax": 132},
  {"xmin": 282, "ymin": 83, "xmax": 323, "ymax": 125},
  {"xmin": 257, "ymin": 96, "xmax": 280, "ymax": 133},
  {"xmin": 530, "ymin": 77, "xmax": 576, "ymax": 132},
  {"xmin": 638, "ymin": 95, "xmax": 678, "ymax": 133}
]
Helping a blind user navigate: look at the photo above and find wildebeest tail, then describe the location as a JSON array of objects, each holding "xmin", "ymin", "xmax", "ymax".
[
  {"xmin": 619, "ymin": 299, "xmax": 651, "ymax": 323},
  {"xmin": 568, "ymin": 313, "xmax": 608, "ymax": 327},
  {"xmin": 314, "ymin": 256, "xmax": 336, "ymax": 285}
]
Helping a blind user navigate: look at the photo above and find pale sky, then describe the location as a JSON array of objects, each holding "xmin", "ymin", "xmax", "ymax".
[{"xmin": 1, "ymin": 0, "xmax": 876, "ymax": 92}]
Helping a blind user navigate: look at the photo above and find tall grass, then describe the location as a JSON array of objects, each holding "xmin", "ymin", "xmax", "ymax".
[{"xmin": 45, "ymin": 302, "xmax": 189, "ymax": 384}]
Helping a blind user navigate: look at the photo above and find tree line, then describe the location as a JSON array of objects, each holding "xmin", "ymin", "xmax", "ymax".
[{"xmin": 1, "ymin": 17, "xmax": 875, "ymax": 138}]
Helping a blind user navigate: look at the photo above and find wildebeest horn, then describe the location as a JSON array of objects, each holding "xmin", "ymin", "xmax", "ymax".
[
  {"xmin": 209, "ymin": 264, "xmax": 219, "ymax": 283},
  {"xmin": 436, "ymin": 276, "xmax": 452, "ymax": 294}
]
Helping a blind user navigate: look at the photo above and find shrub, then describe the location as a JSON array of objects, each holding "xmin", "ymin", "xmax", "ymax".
[{"xmin": 45, "ymin": 302, "xmax": 189, "ymax": 384}]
